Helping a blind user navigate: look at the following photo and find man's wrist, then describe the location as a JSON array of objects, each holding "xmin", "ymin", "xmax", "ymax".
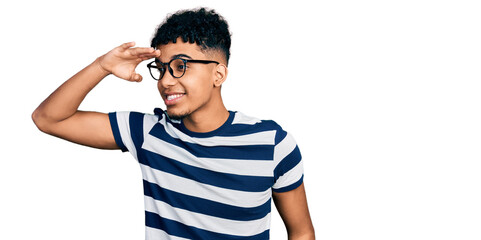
[{"xmin": 94, "ymin": 57, "xmax": 111, "ymax": 76}]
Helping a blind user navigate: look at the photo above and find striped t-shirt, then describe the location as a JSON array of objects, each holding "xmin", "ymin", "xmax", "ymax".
[{"xmin": 108, "ymin": 108, "xmax": 304, "ymax": 240}]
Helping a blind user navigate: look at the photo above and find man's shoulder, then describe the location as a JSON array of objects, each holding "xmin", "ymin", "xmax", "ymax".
[
  {"xmin": 230, "ymin": 111, "xmax": 287, "ymax": 142},
  {"xmin": 232, "ymin": 111, "xmax": 282, "ymax": 128}
]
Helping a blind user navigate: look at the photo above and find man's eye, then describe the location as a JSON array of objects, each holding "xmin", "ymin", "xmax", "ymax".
[
  {"xmin": 177, "ymin": 64, "xmax": 186, "ymax": 71},
  {"xmin": 171, "ymin": 59, "xmax": 187, "ymax": 72}
]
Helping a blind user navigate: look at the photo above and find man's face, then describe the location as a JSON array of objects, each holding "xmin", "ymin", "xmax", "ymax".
[{"xmin": 156, "ymin": 39, "xmax": 220, "ymax": 120}]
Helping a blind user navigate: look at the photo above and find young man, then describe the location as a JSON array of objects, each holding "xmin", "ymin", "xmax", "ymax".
[{"xmin": 32, "ymin": 8, "xmax": 315, "ymax": 240}]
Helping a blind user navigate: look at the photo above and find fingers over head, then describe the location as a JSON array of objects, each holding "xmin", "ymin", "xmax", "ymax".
[
  {"xmin": 131, "ymin": 49, "xmax": 162, "ymax": 60},
  {"xmin": 139, "ymin": 50, "xmax": 161, "ymax": 59},
  {"xmin": 120, "ymin": 42, "xmax": 136, "ymax": 50}
]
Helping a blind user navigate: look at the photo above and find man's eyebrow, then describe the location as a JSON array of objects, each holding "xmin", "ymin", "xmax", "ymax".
[
  {"xmin": 172, "ymin": 54, "xmax": 193, "ymax": 60},
  {"xmin": 156, "ymin": 54, "xmax": 193, "ymax": 63}
]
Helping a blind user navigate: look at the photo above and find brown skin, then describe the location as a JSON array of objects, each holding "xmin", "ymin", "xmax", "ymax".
[
  {"xmin": 32, "ymin": 41, "xmax": 315, "ymax": 239},
  {"xmin": 31, "ymin": 42, "xmax": 157, "ymax": 149},
  {"xmin": 156, "ymin": 38, "xmax": 230, "ymax": 132},
  {"xmin": 274, "ymin": 183, "xmax": 316, "ymax": 239}
]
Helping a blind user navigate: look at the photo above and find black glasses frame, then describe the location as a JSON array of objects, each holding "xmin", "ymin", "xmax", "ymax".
[{"xmin": 147, "ymin": 58, "xmax": 219, "ymax": 80}]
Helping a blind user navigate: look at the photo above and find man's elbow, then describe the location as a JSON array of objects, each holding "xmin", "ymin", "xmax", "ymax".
[{"xmin": 31, "ymin": 108, "xmax": 53, "ymax": 134}]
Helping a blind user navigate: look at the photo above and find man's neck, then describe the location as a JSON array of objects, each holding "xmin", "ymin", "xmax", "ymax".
[{"xmin": 183, "ymin": 104, "xmax": 230, "ymax": 133}]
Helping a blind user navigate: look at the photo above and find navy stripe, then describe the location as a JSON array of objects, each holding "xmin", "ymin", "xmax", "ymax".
[
  {"xmin": 140, "ymin": 150, "xmax": 274, "ymax": 192},
  {"xmin": 149, "ymin": 123, "xmax": 275, "ymax": 160},
  {"xmin": 274, "ymin": 146, "xmax": 302, "ymax": 182},
  {"xmin": 274, "ymin": 126, "xmax": 288, "ymax": 145},
  {"xmin": 145, "ymin": 211, "xmax": 270, "ymax": 240},
  {"xmin": 108, "ymin": 112, "xmax": 127, "ymax": 152},
  {"xmin": 273, "ymin": 175, "xmax": 304, "ymax": 193},
  {"xmin": 129, "ymin": 112, "xmax": 145, "ymax": 155},
  {"xmin": 214, "ymin": 121, "xmax": 280, "ymax": 137},
  {"xmin": 227, "ymin": 123, "xmax": 280, "ymax": 137},
  {"xmin": 143, "ymin": 180, "xmax": 271, "ymax": 221}
]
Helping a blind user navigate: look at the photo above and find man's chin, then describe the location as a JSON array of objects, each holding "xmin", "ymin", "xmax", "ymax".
[
  {"xmin": 166, "ymin": 109, "xmax": 188, "ymax": 120},
  {"xmin": 168, "ymin": 114, "xmax": 185, "ymax": 120}
]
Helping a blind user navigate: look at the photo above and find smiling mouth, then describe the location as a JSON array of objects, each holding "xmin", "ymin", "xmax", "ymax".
[{"xmin": 164, "ymin": 93, "xmax": 185, "ymax": 105}]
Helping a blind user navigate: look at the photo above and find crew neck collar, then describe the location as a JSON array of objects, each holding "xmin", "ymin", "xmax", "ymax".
[{"xmin": 177, "ymin": 111, "xmax": 235, "ymax": 138}]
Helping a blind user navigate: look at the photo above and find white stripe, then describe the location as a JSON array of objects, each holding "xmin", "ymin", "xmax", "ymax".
[
  {"xmin": 143, "ymin": 114, "xmax": 158, "ymax": 139},
  {"xmin": 190, "ymin": 131, "xmax": 276, "ymax": 146},
  {"xmin": 158, "ymin": 117, "xmax": 276, "ymax": 146},
  {"xmin": 144, "ymin": 196, "xmax": 271, "ymax": 237},
  {"xmin": 196, "ymin": 157, "xmax": 273, "ymax": 177},
  {"xmin": 142, "ymin": 134, "xmax": 274, "ymax": 177},
  {"xmin": 232, "ymin": 111, "xmax": 261, "ymax": 125},
  {"xmin": 145, "ymin": 226, "xmax": 189, "ymax": 240},
  {"xmin": 273, "ymin": 161, "xmax": 304, "ymax": 190},
  {"xmin": 116, "ymin": 112, "xmax": 137, "ymax": 159},
  {"xmin": 273, "ymin": 133, "xmax": 297, "ymax": 166},
  {"xmin": 140, "ymin": 164, "xmax": 271, "ymax": 208}
]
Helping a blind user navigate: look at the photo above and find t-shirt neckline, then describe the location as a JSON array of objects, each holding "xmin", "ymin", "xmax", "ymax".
[{"xmin": 178, "ymin": 111, "xmax": 235, "ymax": 138}]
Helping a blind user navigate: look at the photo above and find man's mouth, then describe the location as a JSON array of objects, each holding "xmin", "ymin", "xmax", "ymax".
[{"xmin": 164, "ymin": 93, "xmax": 185, "ymax": 105}]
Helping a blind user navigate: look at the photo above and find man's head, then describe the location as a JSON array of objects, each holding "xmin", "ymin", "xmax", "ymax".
[
  {"xmin": 151, "ymin": 7, "xmax": 231, "ymax": 65},
  {"xmin": 150, "ymin": 8, "xmax": 231, "ymax": 121}
]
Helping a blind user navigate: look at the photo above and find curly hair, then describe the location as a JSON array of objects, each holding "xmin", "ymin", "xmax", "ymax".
[{"xmin": 151, "ymin": 8, "xmax": 231, "ymax": 64}]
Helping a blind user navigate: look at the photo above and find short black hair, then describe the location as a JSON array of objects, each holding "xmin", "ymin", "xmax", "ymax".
[{"xmin": 151, "ymin": 7, "xmax": 231, "ymax": 64}]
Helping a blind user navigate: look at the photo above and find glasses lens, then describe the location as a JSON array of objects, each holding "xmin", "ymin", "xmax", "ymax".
[
  {"xmin": 170, "ymin": 59, "xmax": 186, "ymax": 78},
  {"xmin": 149, "ymin": 64, "xmax": 164, "ymax": 80}
]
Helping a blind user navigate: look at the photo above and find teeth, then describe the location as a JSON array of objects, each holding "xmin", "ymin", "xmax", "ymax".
[{"xmin": 167, "ymin": 94, "xmax": 183, "ymax": 101}]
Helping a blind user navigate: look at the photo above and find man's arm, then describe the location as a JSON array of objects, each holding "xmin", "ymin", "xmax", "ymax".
[
  {"xmin": 32, "ymin": 42, "xmax": 160, "ymax": 149},
  {"xmin": 273, "ymin": 183, "xmax": 315, "ymax": 240}
]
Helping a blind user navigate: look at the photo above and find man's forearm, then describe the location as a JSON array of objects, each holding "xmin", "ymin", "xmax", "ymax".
[
  {"xmin": 32, "ymin": 58, "xmax": 109, "ymax": 128},
  {"xmin": 289, "ymin": 231, "xmax": 315, "ymax": 240}
]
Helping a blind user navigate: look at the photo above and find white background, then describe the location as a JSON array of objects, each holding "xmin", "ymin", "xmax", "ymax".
[{"xmin": 1, "ymin": 0, "xmax": 480, "ymax": 239}]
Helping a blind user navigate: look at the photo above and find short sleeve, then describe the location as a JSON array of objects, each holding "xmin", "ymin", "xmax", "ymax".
[
  {"xmin": 272, "ymin": 131, "xmax": 304, "ymax": 193},
  {"xmin": 109, "ymin": 111, "xmax": 147, "ymax": 159},
  {"xmin": 109, "ymin": 111, "xmax": 162, "ymax": 161},
  {"xmin": 108, "ymin": 112, "xmax": 129, "ymax": 152}
]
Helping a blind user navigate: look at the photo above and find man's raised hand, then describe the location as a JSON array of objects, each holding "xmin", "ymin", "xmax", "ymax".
[{"xmin": 97, "ymin": 42, "xmax": 161, "ymax": 82}]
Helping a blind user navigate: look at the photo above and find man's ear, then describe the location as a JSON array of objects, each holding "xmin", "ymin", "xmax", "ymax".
[{"xmin": 213, "ymin": 64, "xmax": 228, "ymax": 87}]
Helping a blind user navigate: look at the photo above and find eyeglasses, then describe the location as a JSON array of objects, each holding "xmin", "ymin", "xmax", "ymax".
[{"xmin": 147, "ymin": 58, "xmax": 219, "ymax": 80}]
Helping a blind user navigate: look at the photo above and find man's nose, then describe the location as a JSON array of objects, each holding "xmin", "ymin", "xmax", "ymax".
[{"xmin": 159, "ymin": 71, "xmax": 178, "ymax": 88}]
